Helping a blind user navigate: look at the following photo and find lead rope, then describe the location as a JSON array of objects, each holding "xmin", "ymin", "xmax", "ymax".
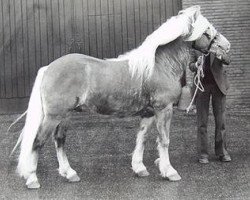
[{"xmin": 186, "ymin": 54, "xmax": 207, "ymax": 113}]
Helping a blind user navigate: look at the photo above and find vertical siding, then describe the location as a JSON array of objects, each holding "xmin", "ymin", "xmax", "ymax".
[
  {"xmin": 182, "ymin": 0, "xmax": 250, "ymax": 113},
  {"xmin": 0, "ymin": 0, "xmax": 181, "ymax": 113}
]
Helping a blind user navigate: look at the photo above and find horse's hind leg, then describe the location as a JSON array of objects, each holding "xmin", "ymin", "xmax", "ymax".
[
  {"xmin": 155, "ymin": 104, "xmax": 181, "ymax": 181},
  {"xmin": 54, "ymin": 122, "xmax": 80, "ymax": 182},
  {"xmin": 26, "ymin": 115, "xmax": 60, "ymax": 188},
  {"xmin": 132, "ymin": 117, "xmax": 154, "ymax": 177}
]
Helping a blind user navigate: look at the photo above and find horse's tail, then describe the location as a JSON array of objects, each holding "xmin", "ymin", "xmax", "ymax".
[
  {"xmin": 8, "ymin": 111, "xmax": 27, "ymax": 157},
  {"xmin": 17, "ymin": 66, "xmax": 48, "ymax": 178},
  {"xmin": 7, "ymin": 111, "xmax": 27, "ymax": 134}
]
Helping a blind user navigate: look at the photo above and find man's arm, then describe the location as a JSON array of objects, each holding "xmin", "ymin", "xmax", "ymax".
[{"xmin": 189, "ymin": 50, "xmax": 198, "ymax": 72}]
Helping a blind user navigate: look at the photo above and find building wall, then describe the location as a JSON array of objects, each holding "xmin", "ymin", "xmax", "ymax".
[
  {"xmin": 0, "ymin": 0, "xmax": 181, "ymax": 113},
  {"xmin": 182, "ymin": 0, "xmax": 250, "ymax": 113},
  {"xmin": 1, "ymin": 0, "xmax": 249, "ymax": 114}
]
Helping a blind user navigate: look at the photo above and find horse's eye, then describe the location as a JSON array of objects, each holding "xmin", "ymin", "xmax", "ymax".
[
  {"xmin": 214, "ymin": 43, "xmax": 222, "ymax": 49},
  {"xmin": 204, "ymin": 33, "xmax": 211, "ymax": 39}
]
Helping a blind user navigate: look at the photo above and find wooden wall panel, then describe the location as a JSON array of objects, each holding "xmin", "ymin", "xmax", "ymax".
[
  {"xmin": 21, "ymin": 0, "xmax": 30, "ymax": 95},
  {"xmin": 0, "ymin": 0, "xmax": 181, "ymax": 113},
  {"xmin": 0, "ymin": 0, "xmax": 5, "ymax": 97},
  {"xmin": 2, "ymin": 1, "xmax": 12, "ymax": 98}
]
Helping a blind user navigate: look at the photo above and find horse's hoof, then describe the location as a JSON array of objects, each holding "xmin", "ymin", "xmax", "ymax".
[
  {"xmin": 68, "ymin": 174, "xmax": 81, "ymax": 182},
  {"xmin": 27, "ymin": 181, "xmax": 40, "ymax": 189},
  {"xmin": 137, "ymin": 169, "xmax": 150, "ymax": 177},
  {"xmin": 167, "ymin": 173, "xmax": 181, "ymax": 181}
]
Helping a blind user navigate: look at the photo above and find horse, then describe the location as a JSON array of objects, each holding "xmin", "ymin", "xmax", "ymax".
[{"xmin": 11, "ymin": 5, "xmax": 231, "ymax": 189}]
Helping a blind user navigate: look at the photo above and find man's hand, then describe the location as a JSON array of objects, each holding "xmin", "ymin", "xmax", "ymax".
[
  {"xmin": 189, "ymin": 62, "xmax": 197, "ymax": 72},
  {"xmin": 221, "ymin": 51, "xmax": 231, "ymax": 65},
  {"xmin": 210, "ymin": 49, "xmax": 231, "ymax": 65}
]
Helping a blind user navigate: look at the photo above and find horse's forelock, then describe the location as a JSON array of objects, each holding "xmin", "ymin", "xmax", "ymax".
[
  {"xmin": 184, "ymin": 15, "xmax": 212, "ymax": 41},
  {"xmin": 178, "ymin": 5, "xmax": 201, "ymax": 20},
  {"xmin": 207, "ymin": 25, "xmax": 217, "ymax": 39}
]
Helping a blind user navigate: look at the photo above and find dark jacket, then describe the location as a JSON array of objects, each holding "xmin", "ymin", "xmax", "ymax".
[{"xmin": 189, "ymin": 51, "xmax": 229, "ymax": 95}]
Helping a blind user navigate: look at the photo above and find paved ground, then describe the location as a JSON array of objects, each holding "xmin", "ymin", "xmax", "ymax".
[{"xmin": 1, "ymin": 110, "xmax": 250, "ymax": 200}]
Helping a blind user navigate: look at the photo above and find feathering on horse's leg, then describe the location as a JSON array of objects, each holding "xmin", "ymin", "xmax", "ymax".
[
  {"xmin": 132, "ymin": 117, "xmax": 154, "ymax": 177},
  {"xmin": 155, "ymin": 104, "xmax": 181, "ymax": 181},
  {"xmin": 54, "ymin": 123, "xmax": 80, "ymax": 182}
]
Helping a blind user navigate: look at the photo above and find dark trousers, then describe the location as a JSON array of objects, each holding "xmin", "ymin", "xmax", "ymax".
[{"xmin": 196, "ymin": 84, "xmax": 229, "ymax": 158}]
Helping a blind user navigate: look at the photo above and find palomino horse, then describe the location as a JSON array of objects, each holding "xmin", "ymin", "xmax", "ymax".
[{"xmin": 12, "ymin": 5, "xmax": 230, "ymax": 188}]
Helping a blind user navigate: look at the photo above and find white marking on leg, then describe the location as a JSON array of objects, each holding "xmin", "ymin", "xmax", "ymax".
[
  {"xmin": 132, "ymin": 117, "xmax": 154, "ymax": 176},
  {"xmin": 55, "ymin": 143, "xmax": 80, "ymax": 182},
  {"xmin": 26, "ymin": 172, "xmax": 40, "ymax": 189},
  {"xmin": 157, "ymin": 137, "xmax": 179, "ymax": 179},
  {"xmin": 155, "ymin": 105, "xmax": 181, "ymax": 181}
]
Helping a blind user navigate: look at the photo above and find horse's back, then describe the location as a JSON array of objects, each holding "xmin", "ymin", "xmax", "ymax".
[{"xmin": 48, "ymin": 53, "xmax": 106, "ymax": 68}]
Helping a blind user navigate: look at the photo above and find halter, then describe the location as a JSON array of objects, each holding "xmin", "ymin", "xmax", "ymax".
[
  {"xmin": 191, "ymin": 27, "xmax": 219, "ymax": 54},
  {"xmin": 205, "ymin": 32, "xmax": 219, "ymax": 52},
  {"xmin": 182, "ymin": 13, "xmax": 218, "ymax": 54}
]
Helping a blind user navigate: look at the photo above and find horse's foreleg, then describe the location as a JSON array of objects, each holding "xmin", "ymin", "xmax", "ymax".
[
  {"xmin": 54, "ymin": 124, "xmax": 80, "ymax": 182},
  {"xmin": 132, "ymin": 117, "xmax": 154, "ymax": 177},
  {"xmin": 155, "ymin": 105, "xmax": 181, "ymax": 181}
]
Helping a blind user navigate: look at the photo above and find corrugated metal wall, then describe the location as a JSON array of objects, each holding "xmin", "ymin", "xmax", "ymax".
[{"xmin": 182, "ymin": 0, "xmax": 250, "ymax": 113}]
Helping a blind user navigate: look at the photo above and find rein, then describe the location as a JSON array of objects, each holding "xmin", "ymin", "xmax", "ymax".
[{"xmin": 186, "ymin": 54, "xmax": 208, "ymax": 113}]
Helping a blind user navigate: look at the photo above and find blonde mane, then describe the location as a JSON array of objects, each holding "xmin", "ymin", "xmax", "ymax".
[{"xmin": 110, "ymin": 5, "xmax": 212, "ymax": 80}]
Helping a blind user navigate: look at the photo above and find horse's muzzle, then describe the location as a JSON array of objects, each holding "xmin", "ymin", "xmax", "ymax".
[
  {"xmin": 220, "ymin": 51, "xmax": 231, "ymax": 65},
  {"xmin": 210, "ymin": 48, "xmax": 231, "ymax": 65}
]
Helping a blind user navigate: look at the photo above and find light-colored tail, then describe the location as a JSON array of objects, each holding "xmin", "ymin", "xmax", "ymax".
[
  {"xmin": 7, "ymin": 111, "xmax": 27, "ymax": 134},
  {"xmin": 17, "ymin": 66, "xmax": 48, "ymax": 178},
  {"xmin": 10, "ymin": 128, "xmax": 24, "ymax": 157},
  {"xmin": 8, "ymin": 111, "xmax": 27, "ymax": 157}
]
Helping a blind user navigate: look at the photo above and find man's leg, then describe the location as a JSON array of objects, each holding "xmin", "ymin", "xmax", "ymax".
[
  {"xmin": 196, "ymin": 85, "xmax": 211, "ymax": 163},
  {"xmin": 211, "ymin": 85, "xmax": 231, "ymax": 161}
]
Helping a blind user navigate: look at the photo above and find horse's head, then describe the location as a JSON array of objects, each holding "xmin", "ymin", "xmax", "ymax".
[
  {"xmin": 192, "ymin": 26, "xmax": 231, "ymax": 64},
  {"xmin": 181, "ymin": 5, "xmax": 231, "ymax": 64}
]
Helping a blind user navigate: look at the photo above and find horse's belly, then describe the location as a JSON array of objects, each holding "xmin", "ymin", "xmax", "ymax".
[{"xmin": 84, "ymin": 92, "xmax": 146, "ymax": 117}]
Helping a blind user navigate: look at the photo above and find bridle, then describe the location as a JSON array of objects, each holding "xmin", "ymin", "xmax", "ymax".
[{"xmin": 192, "ymin": 27, "xmax": 219, "ymax": 54}]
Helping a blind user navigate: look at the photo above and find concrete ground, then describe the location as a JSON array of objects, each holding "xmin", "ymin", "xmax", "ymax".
[{"xmin": 1, "ymin": 110, "xmax": 250, "ymax": 200}]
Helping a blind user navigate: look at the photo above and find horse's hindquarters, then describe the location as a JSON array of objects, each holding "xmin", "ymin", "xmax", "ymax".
[{"xmin": 41, "ymin": 55, "xmax": 91, "ymax": 115}]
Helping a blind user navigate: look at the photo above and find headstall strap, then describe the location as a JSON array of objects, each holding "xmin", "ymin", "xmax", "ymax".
[{"xmin": 206, "ymin": 33, "xmax": 218, "ymax": 52}]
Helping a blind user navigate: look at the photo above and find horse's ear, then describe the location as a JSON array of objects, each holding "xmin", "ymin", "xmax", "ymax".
[
  {"xmin": 192, "ymin": 5, "xmax": 201, "ymax": 21},
  {"xmin": 179, "ymin": 5, "xmax": 201, "ymax": 22}
]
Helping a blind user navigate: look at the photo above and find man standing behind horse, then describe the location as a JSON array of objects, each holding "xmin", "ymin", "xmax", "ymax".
[{"xmin": 189, "ymin": 51, "xmax": 231, "ymax": 164}]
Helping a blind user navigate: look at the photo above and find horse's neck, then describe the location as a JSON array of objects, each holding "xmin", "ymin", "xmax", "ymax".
[{"xmin": 155, "ymin": 38, "xmax": 192, "ymax": 78}]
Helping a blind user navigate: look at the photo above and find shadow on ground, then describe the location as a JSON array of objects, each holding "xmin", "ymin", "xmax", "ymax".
[{"xmin": 1, "ymin": 110, "xmax": 250, "ymax": 200}]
